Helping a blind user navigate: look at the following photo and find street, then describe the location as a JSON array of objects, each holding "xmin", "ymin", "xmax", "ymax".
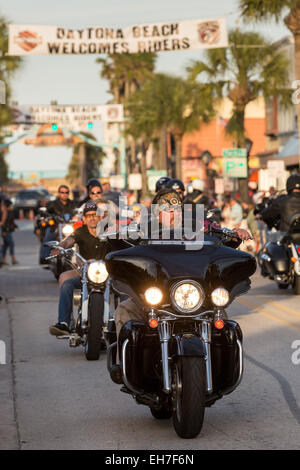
[{"xmin": 0, "ymin": 220, "xmax": 300, "ymax": 450}]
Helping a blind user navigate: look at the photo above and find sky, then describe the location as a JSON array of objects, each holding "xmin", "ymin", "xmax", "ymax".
[{"xmin": 0, "ymin": 0, "xmax": 290, "ymax": 176}]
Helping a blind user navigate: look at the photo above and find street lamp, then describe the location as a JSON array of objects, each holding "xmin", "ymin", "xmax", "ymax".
[{"xmin": 201, "ymin": 150, "xmax": 213, "ymax": 191}]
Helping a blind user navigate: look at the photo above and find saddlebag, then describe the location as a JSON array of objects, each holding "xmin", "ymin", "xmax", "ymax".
[
  {"xmin": 262, "ymin": 242, "xmax": 289, "ymax": 277},
  {"xmin": 119, "ymin": 320, "xmax": 160, "ymax": 391},
  {"xmin": 210, "ymin": 320, "xmax": 243, "ymax": 395}
]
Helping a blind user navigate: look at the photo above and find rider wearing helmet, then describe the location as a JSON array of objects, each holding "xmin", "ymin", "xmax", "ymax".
[
  {"xmin": 183, "ymin": 179, "xmax": 211, "ymax": 209},
  {"xmin": 165, "ymin": 178, "xmax": 185, "ymax": 201},
  {"xmin": 155, "ymin": 176, "xmax": 172, "ymax": 193},
  {"xmin": 259, "ymin": 174, "xmax": 300, "ymax": 232}
]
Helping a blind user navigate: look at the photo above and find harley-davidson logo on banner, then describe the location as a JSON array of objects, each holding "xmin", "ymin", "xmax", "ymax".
[{"xmin": 7, "ymin": 18, "xmax": 228, "ymax": 55}]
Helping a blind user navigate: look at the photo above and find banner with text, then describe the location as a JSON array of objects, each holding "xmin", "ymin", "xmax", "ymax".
[
  {"xmin": 8, "ymin": 18, "xmax": 228, "ymax": 55},
  {"xmin": 11, "ymin": 104, "xmax": 124, "ymax": 128}
]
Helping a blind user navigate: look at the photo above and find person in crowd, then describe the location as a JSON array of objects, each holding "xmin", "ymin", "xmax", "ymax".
[
  {"xmin": 1, "ymin": 199, "xmax": 19, "ymax": 265},
  {"xmin": 0, "ymin": 190, "xmax": 7, "ymax": 266},
  {"xmin": 228, "ymin": 197, "xmax": 243, "ymax": 230}
]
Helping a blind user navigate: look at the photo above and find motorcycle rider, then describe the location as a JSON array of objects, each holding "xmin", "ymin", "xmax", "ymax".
[
  {"xmin": 49, "ymin": 201, "xmax": 111, "ymax": 336},
  {"xmin": 165, "ymin": 178, "xmax": 185, "ymax": 201},
  {"xmin": 155, "ymin": 176, "xmax": 172, "ymax": 193},
  {"xmin": 110, "ymin": 189, "xmax": 252, "ymax": 383},
  {"xmin": 258, "ymin": 174, "xmax": 300, "ymax": 236},
  {"xmin": 183, "ymin": 178, "xmax": 211, "ymax": 210},
  {"xmin": 40, "ymin": 185, "xmax": 76, "ymax": 263}
]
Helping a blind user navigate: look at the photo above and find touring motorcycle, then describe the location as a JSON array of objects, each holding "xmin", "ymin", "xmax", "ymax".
[
  {"xmin": 104, "ymin": 227, "xmax": 256, "ymax": 438},
  {"xmin": 45, "ymin": 243, "xmax": 109, "ymax": 360},
  {"xmin": 259, "ymin": 212, "xmax": 300, "ymax": 294}
]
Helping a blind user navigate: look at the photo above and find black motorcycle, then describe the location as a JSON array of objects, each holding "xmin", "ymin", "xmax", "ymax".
[
  {"xmin": 46, "ymin": 243, "xmax": 109, "ymax": 360},
  {"xmin": 105, "ymin": 228, "xmax": 256, "ymax": 438},
  {"xmin": 43, "ymin": 212, "xmax": 76, "ymax": 279},
  {"xmin": 259, "ymin": 212, "xmax": 300, "ymax": 294}
]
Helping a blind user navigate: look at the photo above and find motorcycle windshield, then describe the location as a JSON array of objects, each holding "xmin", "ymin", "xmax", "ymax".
[{"xmin": 106, "ymin": 236, "xmax": 256, "ymax": 300}]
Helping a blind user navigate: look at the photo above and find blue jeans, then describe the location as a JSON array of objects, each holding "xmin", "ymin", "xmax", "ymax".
[
  {"xmin": 2, "ymin": 232, "xmax": 15, "ymax": 257},
  {"xmin": 58, "ymin": 276, "xmax": 81, "ymax": 325},
  {"xmin": 40, "ymin": 228, "xmax": 57, "ymax": 260}
]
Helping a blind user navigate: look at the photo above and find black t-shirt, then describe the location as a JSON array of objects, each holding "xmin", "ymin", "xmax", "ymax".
[
  {"xmin": 73, "ymin": 225, "xmax": 110, "ymax": 261},
  {"xmin": 46, "ymin": 198, "xmax": 76, "ymax": 217}
]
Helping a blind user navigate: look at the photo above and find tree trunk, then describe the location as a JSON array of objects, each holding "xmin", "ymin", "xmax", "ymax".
[
  {"xmin": 140, "ymin": 141, "xmax": 148, "ymax": 199},
  {"xmin": 78, "ymin": 143, "xmax": 87, "ymax": 187},
  {"xmin": 285, "ymin": 6, "xmax": 300, "ymax": 171},
  {"xmin": 158, "ymin": 126, "xmax": 168, "ymax": 171},
  {"xmin": 174, "ymin": 134, "xmax": 182, "ymax": 180}
]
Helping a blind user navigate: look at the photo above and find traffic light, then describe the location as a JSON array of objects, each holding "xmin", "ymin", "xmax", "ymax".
[
  {"xmin": 87, "ymin": 122, "xmax": 93, "ymax": 129},
  {"xmin": 51, "ymin": 123, "xmax": 58, "ymax": 131}
]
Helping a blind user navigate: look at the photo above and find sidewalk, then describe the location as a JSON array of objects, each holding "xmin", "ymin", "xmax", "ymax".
[{"xmin": 0, "ymin": 294, "xmax": 20, "ymax": 449}]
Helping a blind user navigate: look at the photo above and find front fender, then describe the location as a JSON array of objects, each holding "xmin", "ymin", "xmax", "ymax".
[{"xmin": 170, "ymin": 334, "xmax": 206, "ymax": 358}]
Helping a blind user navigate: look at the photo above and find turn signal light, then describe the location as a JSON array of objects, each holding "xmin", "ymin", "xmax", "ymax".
[
  {"xmin": 291, "ymin": 257, "xmax": 297, "ymax": 263},
  {"xmin": 48, "ymin": 219, "xmax": 55, "ymax": 226},
  {"xmin": 149, "ymin": 318, "xmax": 159, "ymax": 329},
  {"xmin": 41, "ymin": 221, "xmax": 46, "ymax": 227},
  {"xmin": 214, "ymin": 319, "xmax": 225, "ymax": 330}
]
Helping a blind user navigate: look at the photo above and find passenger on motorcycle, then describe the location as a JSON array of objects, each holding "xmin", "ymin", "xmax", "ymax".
[
  {"xmin": 49, "ymin": 201, "xmax": 111, "ymax": 336},
  {"xmin": 110, "ymin": 189, "xmax": 252, "ymax": 382}
]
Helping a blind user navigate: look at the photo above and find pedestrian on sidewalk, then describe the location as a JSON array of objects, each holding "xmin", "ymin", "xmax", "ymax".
[{"xmin": 1, "ymin": 199, "xmax": 19, "ymax": 265}]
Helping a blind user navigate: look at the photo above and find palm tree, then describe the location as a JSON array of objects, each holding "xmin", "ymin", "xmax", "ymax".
[
  {"xmin": 0, "ymin": 17, "xmax": 23, "ymax": 183},
  {"xmin": 188, "ymin": 29, "xmax": 291, "ymax": 200},
  {"xmin": 240, "ymin": 0, "xmax": 300, "ymax": 169},
  {"xmin": 97, "ymin": 52, "xmax": 156, "ymax": 175},
  {"xmin": 126, "ymin": 73, "xmax": 215, "ymax": 182}
]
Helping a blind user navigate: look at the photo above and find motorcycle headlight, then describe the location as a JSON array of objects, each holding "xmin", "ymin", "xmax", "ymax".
[
  {"xmin": 87, "ymin": 261, "xmax": 108, "ymax": 284},
  {"xmin": 144, "ymin": 287, "xmax": 163, "ymax": 306},
  {"xmin": 62, "ymin": 224, "xmax": 74, "ymax": 237},
  {"xmin": 171, "ymin": 280, "xmax": 204, "ymax": 313},
  {"xmin": 211, "ymin": 287, "xmax": 229, "ymax": 307}
]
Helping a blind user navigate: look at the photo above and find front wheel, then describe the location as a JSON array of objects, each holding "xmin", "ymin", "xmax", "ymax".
[
  {"xmin": 293, "ymin": 275, "xmax": 300, "ymax": 295},
  {"xmin": 172, "ymin": 357, "xmax": 206, "ymax": 439},
  {"xmin": 85, "ymin": 292, "xmax": 104, "ymax": 361}
]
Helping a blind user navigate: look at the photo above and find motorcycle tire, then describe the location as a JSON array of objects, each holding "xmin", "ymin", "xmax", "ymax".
[
  {"xmin": 85, "ymin": 292, "xmax": 104, "ymax": 361},
  {"xmin": 293, "ymin": 275, "xmax": 300, "ymax": 295},
  {"xmin": 172, "ymin": 357, "xmax": 206, "ymax": 439}
]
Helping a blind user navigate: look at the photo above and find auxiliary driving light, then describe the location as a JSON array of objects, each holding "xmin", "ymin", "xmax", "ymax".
[
  {"xmin": 144, "ymin": 287, "xmax": 163, "ymax": 306},
  {"xmin": 211, "ymin": 287, "xmax": 229, "ymax": 307}
]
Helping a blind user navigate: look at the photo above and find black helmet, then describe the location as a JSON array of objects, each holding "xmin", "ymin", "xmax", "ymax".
[
  {"xmin": 86, "ymin": 178, "xmax": 102, "ymax": 193},
  {"xmin": 165, "ymin": 178, "xmax": 185, "ymax": 193},
  {"xmin": 155, "ymin": 176, "xmax": 172, "ymax": 193},
  {"xmin": 286, "ymin": 173, "xmax": 300, "ymax": 193}
]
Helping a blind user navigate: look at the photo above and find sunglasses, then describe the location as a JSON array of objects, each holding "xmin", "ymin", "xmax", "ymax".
[
  {"xmin": 90, "ymin": 191, "xmax": 102, "ymax": 195},
  {"xmin": 59, "ymin": 191, "xmax": 69, "ymax": 194},
  {"xmin": 84, "ymin": 213, "xmax": 98, "ymax": 219}
]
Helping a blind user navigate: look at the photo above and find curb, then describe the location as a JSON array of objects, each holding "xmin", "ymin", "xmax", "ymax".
[{"xmin": 0, "ymin": 295, "xmax": 20, "ymax": 450}]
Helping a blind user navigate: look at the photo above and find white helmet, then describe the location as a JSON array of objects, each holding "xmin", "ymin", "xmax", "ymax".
[{"xmin": 192, "ymin": 179, "xmax": 205, "ymax": 192}]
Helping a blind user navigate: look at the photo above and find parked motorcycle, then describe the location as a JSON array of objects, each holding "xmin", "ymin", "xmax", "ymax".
[
  {"xmin": 45, "ymin": 243, "xmax": 109, "ymax": 360},
  {"xmin": 259, "ymin": 212, "xmax": 300, "ymax": 294},
  {"xmin": 105, "ymin": 227, "xmax": 256, "ymax": 438}
]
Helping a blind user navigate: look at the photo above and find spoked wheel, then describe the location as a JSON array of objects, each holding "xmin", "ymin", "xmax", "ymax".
[
  {"xmin": 85, "ymin": 292, "xmax": 104, "ymax": 361},
  {"xmin": 172, "ymin": 357, "xmax": 206, "ymax": 439}
]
